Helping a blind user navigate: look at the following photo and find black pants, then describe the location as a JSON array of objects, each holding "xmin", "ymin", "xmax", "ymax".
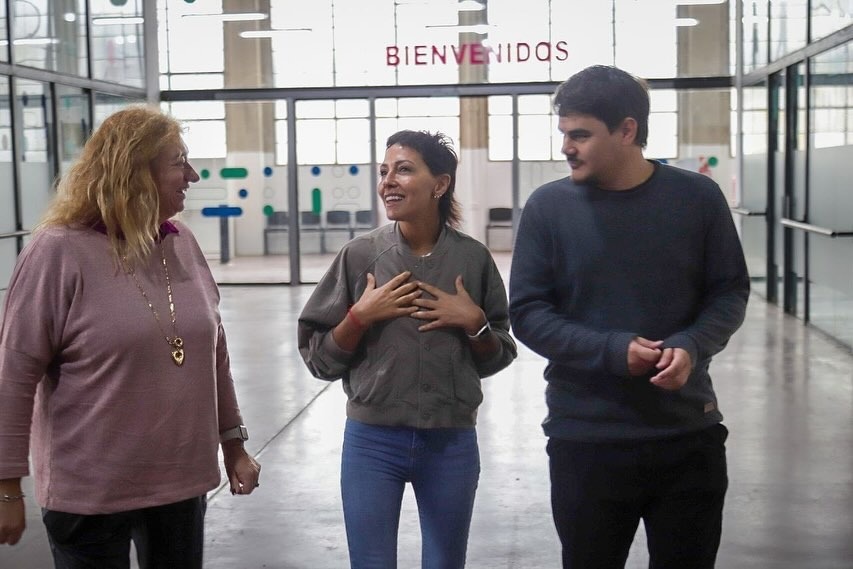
[
  {"xmin": 547, "ymin": 424, "xmax": 728, "ymax": 569},
  {"xmin": 42, "ymin": 495, "xmax": 207, "ymax": 569}
]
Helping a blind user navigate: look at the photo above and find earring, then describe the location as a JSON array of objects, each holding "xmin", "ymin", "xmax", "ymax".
[{"xmin": 433, "ymin": 193, "xmax": 440, "ymax": 199}]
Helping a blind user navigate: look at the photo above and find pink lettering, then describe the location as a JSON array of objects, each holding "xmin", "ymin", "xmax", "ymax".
[
  {"xmin": 535, "ymin": 41, "xmax": 551, "ymax": 62},
  {"xmin": 452, "ymin": 43, "xmax": 469, "ymax": 64},
  {"xmin": 555, "ymin": 41, "xmax": 569, "ymax": 61},
  {"xmin": 470, "ymin": 42, "xmax": 487, "ymax": 64},
  {"xmin": 386, "ymin": 46, "xmax": 399, "ymax": 66},
  {"xmin": 414, "ymin": 45, "xmax": 427, "ymax": 65},
  {"xmin": 432, "ymin": 45, "xmax": 448, "ymax": 64}
]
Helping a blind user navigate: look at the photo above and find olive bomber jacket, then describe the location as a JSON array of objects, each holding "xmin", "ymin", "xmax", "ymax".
[{"xmin": 298, "ymin": 223, "xmax": 517, "ymax": 429}]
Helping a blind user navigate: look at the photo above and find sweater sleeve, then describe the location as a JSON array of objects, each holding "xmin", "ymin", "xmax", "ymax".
[
  {"xmin": 0, "ymin": 232, "xmax": 78, "ymax": 478},
  {"xmin": 662, "ymin": 185, "xmax": 750, "ymax": 364},
  {"xmin": 297, "ymin": 248, "xmax": 358, "ymax": 380},
  {"xmin": 508, "ymin": 194, "xmax": 634, "ymax": 377}
]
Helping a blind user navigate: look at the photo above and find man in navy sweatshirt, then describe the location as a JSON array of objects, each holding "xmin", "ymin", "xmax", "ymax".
[{"xmin": 509, "ymin": 65, "xmax": 749, "ymax": 569}]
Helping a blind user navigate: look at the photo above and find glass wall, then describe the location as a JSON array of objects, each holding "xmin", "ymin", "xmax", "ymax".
[
  {"xmin": 56, "ymin": 85, "xmax": 90, "ymax": 174},
  {"xmin": 743, "ymin": 0, "xmax": 770, "ymax": 73},
  {"xmin": 12, "ymin": 0, "xmax": 87, "ymax": 76},
  {"xmin": 16, "ymin": 79, "xmax": 55, "ymax": 231},
  {"xmin": 160, "ymin": 0, "xmax": 736, "ymax": 91},
  {"xmin": 808, "ymin": 43, "xmax": 853, "ymax": 347},
  {"xmin": 738, "ymin": 82, "xmax": 770, "ymax": 290},
  {"xmin": 0, "ymin": 0, "xmax": 147, "ymax": 293},
  {"xmin": 769, "ymin": 0, "xmax": 807, "ymax": 61},
  {"xmin": 90, "ymin": 0, "xmax": 146, "ymax": 88},
  {"xmin": 739, "ymin": 0, "xmax": 853, "ymax": 348},
  {"xmin": 0, "ymin": 76, "xmax": 15, "ymax": 292},
  {"xmin": 811, "ymin": 0, "xmax": 853, "ymax": 41}
]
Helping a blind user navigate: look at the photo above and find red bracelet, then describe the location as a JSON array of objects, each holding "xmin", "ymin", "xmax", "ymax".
[{"xmin": 347, "ymin": 307, "xmax": 366, "ymax": 330}]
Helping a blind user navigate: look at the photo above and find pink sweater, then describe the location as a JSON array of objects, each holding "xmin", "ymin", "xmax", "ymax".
[{"xmin": 0, "ymin": 222, "xmax": 243, "ymax": 515}]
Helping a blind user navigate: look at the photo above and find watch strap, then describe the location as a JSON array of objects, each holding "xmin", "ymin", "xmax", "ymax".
[
  {"xmin": 466, "ymin": 321, "xmax": 491, "ymax": 340},
  {"xmin": 220, "ymin": 425, "xmax": 248, "ymax": 443}
]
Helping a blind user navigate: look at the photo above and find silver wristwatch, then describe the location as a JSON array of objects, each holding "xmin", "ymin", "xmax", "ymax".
[{"xmin": 220, "ymin": 425, "xmax": 249, "ymax": 443}]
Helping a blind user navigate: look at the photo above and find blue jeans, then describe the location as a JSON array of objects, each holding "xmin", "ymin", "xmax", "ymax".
[
  {"xmin": 341, "ymin": 418, "xmax": 480, "ymax": 569},
  {"xmin": 548, "ymin": 424, "xmax": 729, "ymax": 569}
]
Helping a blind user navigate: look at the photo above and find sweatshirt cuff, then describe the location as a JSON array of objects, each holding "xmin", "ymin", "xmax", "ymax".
[
  {"xmin": 606, "ymin": 331, "xmax": 636, "ymax": 377},
  {"xmin": 322, "ymin": 329, "xmax": 355, "ymax": 362},
  {"xmin": 662, "ymin": 333, "xmax": 699, "ymax": 367}
]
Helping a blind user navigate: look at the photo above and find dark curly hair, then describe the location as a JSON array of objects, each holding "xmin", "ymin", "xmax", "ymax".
[
  {"xmin": 552, "ymin": 65, "xmax": 650, "ymax": 148},
  {"xmin": 386, "ymin": 130, "xmax": 462, "ymax": 228}
]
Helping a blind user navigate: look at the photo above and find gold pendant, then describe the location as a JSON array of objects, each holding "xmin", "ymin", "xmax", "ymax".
[{"xmin": 170, "ymin": 337, "xmax": 185, "ymax": 366}]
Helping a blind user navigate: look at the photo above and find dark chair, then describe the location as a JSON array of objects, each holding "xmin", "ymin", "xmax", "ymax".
[
  {"xmin": 485, "ymin": 207, "xmax": 514, "ymax": 250},
  {"xmin": 323, "ymin": 210, "xmax": 353, "ymax": 251},
  {"xmin": 297, "ymin": 210, "xmax": 323, "ymax": 253},
  {"xmin": 263, "ymin": 211, "xmax": 289, "ymax": 255},
  {"xmin": 326, "ymin": 210, "xmax": 352, "ymax": 231},
  {"xmin": 353, "ymin": 209, "xmax": 375, "ymax": 237}
]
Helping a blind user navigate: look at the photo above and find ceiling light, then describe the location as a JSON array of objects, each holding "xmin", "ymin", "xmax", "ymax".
[
  {"xmin": 396, "ymin": 0, "xmax": 486, "ymax": 10},
  {"xmin": 182, "ymin": 13, "xmax": 268, "ymax": 22},
  {"xmin": 458, "ymin": 0, "xmax": 485, "ymax": 11},
  {"xmin": 92, "ymin": 17, "xmax": 144, "ymax": 26},
  {"xmin": 0, "ymin": 37, "xmax": 61, "ymax": 45},
  {"xmin": 239, "ymin": 29, "xmax": 312, "ymax": 39},
  {"xmin": 675, "ymin": 17, "xmax": 700, "ymax": 26}
]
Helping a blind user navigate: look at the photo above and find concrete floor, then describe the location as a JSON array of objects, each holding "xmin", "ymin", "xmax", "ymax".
[{"xmin": 2, "ymin": 260, "xmax": 853, "ymax": 568}]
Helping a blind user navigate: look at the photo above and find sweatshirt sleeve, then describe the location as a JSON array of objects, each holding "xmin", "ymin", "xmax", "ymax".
[
  {"xmin": 0, "ymin": 232, "xmax": 78, "ymax": 478},
  {"xmin": 297, "ymin": 248, "xmax": 358, "ymax": 380},
  {"xmin": 662, "ymin": 184, "xmax": 750, "ymax": 364},
  {"xmin": 508, "ymin": 195, "xmax": 634, "ymax": 377},
  {"xmin": 474, "ymin": 253, "xmax": 518, "ymax": 377}
]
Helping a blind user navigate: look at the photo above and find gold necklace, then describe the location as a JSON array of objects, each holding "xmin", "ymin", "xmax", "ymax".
[{"xmin": 126, "ymin": 243, "xmax": 185, "ymax": 366}]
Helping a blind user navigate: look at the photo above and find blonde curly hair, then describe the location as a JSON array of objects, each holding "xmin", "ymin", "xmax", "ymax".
[{"xmin": 38, "ymin": 104, "xmax": 184, "ymax": 266}]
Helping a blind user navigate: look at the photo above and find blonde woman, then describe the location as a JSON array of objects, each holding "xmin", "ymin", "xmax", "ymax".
[{"xmin": 0, "ymin": 105, "xmax": 260, "ymax": 568}]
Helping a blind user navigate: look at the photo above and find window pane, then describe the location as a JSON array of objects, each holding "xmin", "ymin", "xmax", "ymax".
[
  {"xmin": 336, "ymin": 100, "xmax": 369, "ymax": 118},
  {"xmin": 183, "ymin": 121, "xmax": 227, "ymax": 159},
  {"xmin": 770, "ymin": 0, "xmax": 807, "ymax": 60},
  {"xmin": 56, "ymin": 86, "xmax": 90, "ymax": 175},
  {"xmin": 812, "ymin": 0, "xmax": 853, "ymax": 41},
  {"xmin": 275, "ymin": 119, "xmax": 289, "ymax": 165},
  {"xmin": 94, "ymin": 93, "xmax": 140, "ymax": 128},
  {"xmin": 14, "ymin": 0, "xmax": 88, "ymax": 77},
  {"xmin": 0, "ymin": 2, "xmax": 8, "ymax": 63},
  {"xmin": 0, "ymin": 77, "xmax": 13, "ymax": 233},
  {"xmin": 488, "ymin": 115, "xmax": 513, "ymax": 161},
  {"xmin": 518, "ymin": 114, "xmax": 553, "ymax": 160},
  {"xmin": 518, "ymin": 95, "xmax": 551, "ymax": 115},
  {"xmin": 297, "ymin": 119, "xmax": 336, "ymax": 164},
  {"xmin": 164, "ymin": 1, "xmax": 224, "ymax": 74},
  {"xmin": 17, "ymin": 79, "xmax": 54, "ymax": 230},
  {"xmin": 297, "ymin": 100, "xmax": 335, "ymax": 119},
  {"xmin": 165, "ymin": 101, "xmax": 226, "ymax": 121},
  {"xmin": 91, "ymin": 0, "xmax": 144, "ymax": 86},
  {"xmin": 647, "ymin": 112, "xmax": 677, "ymax": 159},
  {"xmin": 336, "ymin": 119, "xmax": 370, "ymax": 164},
  {"xmin": 489, "ymin": 96, "xmax": 513, "ymax": 115}
]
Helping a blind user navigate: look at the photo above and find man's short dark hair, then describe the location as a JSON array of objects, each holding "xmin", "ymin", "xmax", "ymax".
[{"xmin": 552, "ymin": 65, "xmax": 650, "ymax": 147}]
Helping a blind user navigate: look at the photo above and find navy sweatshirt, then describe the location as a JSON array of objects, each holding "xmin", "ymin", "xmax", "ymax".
[{"xmin": 509, "ymin": 162, "xmax": 750, "ymax": 442}]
